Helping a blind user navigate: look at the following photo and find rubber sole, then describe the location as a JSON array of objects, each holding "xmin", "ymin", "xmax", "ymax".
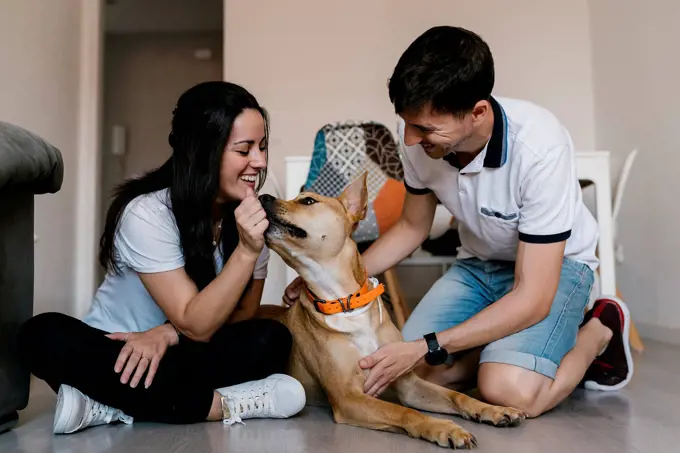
[
  {"xmin": 53, "ymin": 385, "xmax": 77, "ymax": 434},
  {"xmin": 584, "ymin": 296, "xmax": 634, "ymax": 392}
]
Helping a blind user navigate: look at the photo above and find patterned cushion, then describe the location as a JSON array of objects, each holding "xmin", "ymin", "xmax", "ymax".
[{"xmin": 304, "ymin": 121, "xmax": 405, "ymax": 243}]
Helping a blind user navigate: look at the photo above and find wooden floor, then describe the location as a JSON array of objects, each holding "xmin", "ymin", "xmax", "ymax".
[{"xmin": 2, "ymin": 340, "xmax": 679, "ymax": 453}]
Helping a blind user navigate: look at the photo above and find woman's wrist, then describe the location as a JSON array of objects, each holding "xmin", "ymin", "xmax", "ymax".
[
  {"xmin": 161, "ymin": 321, "xmax": 181, "ymax": 346},
  {"xmin": 234, "ymin": 242, "xmax": 262, "ymax": 262}
]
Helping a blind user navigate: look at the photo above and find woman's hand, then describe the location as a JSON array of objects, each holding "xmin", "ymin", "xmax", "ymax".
[
  {"xmin": 106, "ymin": 323, "xmax": 179, "ymax": 389},
  {"xmin": 235, "ymin": 187, "xmax": 269, "ymax": 258}
]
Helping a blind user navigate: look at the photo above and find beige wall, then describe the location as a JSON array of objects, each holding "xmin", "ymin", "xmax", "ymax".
[
  {"xmin": 224, "ymin": 0, "xmax": 598, "ymax": 305},
  {"xmin": 590, "ymin": 0, "xmax": 680, "ymax": 342},
  {"xmin": 0, "ymin": 0, "xmax": 82, "ymax": 316},
  {"xmin": 225, "ymin": 0, "xmax": 596, "ymax": 178}
]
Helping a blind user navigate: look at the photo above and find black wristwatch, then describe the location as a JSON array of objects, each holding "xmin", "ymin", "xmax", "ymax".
[{"xmin": 424, "ymin": 332, "xmax": 448, "ymax": 366}]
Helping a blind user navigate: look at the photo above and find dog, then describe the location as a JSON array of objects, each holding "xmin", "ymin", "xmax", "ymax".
[{"xmin": 256, "ymin": 172, "xmax": 525, "ymax": 449}]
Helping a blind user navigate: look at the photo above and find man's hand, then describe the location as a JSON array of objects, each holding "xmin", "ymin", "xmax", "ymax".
[
  {"xmin": 283, "ymin": 276, "xmax": 304, "ymax": 306},
  {"xmin": 359, "ymin": 340, "xmax": 427, "ymax": 397},
  {"xmin": 106, "ymin": 323, "xmax": 179, "ymax": 389}
]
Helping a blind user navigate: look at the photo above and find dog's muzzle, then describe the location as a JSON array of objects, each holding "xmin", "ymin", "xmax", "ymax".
[{"xmin": 258, "ymin": 194, "xmax": 308, "ymax": 239}]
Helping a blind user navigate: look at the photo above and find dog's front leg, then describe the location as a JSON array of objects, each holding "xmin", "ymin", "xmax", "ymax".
[
  {"xmin": 394, "ymin": 372, "xmax": 526, "ymax": 427},
  {"xmin": 330, "ymin": 391, "xmax": 477, "ymax": 449}
]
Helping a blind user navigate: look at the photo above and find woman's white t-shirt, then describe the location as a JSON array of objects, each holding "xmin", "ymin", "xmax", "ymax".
[{"xmin": 82, "ymin": 188, "xmax": 269, "ymax": 333}]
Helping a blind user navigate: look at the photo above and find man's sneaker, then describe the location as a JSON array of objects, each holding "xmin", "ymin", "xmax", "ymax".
[
  {"xmin": 53, "ymin": 384, "xmax": 133, "ymax": 434},
  {"xmin": 217, "ymin": 374, "xmax": 306, "ymax": 425},
  {"xmin": 581, "ymin": 296, "xmax": 634, "ymax": 391}
]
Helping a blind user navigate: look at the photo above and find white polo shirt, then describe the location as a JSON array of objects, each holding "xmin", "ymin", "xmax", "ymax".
[{"xmin": 399, "ymin": 96, "xmax": 599, "ymax": 270}]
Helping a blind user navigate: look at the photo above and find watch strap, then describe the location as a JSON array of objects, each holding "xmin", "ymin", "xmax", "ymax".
[{"xmin": 424, "ymin": 332, "xmax": 439, "ymax": 352}]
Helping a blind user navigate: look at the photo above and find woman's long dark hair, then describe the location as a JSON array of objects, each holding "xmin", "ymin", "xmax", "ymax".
[{"xmin": 99, "ymin": 81, "xmax": 269, "ymax": 290}]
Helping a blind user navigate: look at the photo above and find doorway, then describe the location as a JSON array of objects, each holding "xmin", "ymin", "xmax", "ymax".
[
  {"xmin": 97, "ymin": 0, "xmax": 224, "ymax": 284},
  {"xmin": 74, "ymin": 0, "xmax": 225, "ymax": 316}
]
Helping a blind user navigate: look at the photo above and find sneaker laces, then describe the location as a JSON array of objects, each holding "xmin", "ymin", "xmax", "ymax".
[
  {"xmin": 222, "ymin": 383, "xmax": 274, "ymax": 425},
  {"xmin": 83, "ymin": 399, "xmax": 116, "ymax": 427}
]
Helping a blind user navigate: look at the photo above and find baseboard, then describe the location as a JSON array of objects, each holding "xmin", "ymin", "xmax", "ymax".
[{"xmin": 636, "ymin": 322, "xmax": 680, "ymax": 346}]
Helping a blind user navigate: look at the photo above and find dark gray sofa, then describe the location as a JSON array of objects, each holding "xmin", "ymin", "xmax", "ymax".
[{"xmin": 0, "ymin": 120, "xmax": 63, "ymax": 433}]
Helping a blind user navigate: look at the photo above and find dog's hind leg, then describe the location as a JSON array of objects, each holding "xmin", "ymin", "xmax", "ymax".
[
  {"xmin": 394, "ymin": 372, "xmax": 526, "ymax": 427},
  {"xmin": 331, "ymin": 391, "xmax": 477, "ymax": 449}
]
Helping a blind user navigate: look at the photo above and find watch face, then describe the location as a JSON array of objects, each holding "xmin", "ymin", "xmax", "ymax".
[{"xmin": 425, "ymin": 348, "xmax": 448, "ymax": 366}]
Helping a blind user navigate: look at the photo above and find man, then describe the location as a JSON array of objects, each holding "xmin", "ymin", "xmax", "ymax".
[{"xmin": 285, "ymin": 26, "xmax": 633, "ymax": 417}]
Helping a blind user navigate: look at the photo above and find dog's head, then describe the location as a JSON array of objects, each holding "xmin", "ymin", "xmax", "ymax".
[{"xmin": 259, "ymin": 172, "xmax": 368, "ymax": 277}]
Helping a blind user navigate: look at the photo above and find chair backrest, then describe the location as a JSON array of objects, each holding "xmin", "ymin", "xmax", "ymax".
[
  {"xmin": 303, "ymin": 120, "xmax": 405, "ymax": 243},
  {"xmin": 612, "ymin": 148, "xmax": 638, "ymax": 222}
]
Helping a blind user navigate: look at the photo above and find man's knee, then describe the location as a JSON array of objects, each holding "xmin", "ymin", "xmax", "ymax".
[{"xmin": 477, "ymin": 363, "xmax": 550, "ymax": 418}]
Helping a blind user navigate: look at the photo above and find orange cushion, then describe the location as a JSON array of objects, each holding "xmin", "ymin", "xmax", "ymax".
[{"xmin": 374, "ymin": 179, "xmax": 406, "ymax": 234}]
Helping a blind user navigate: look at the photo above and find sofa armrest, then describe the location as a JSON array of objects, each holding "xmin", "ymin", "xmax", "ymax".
[{"xmin": 0, "ymin": 120, "xmax": 63, "ymax": 194}]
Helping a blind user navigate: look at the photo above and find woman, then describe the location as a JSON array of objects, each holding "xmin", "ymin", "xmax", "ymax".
[{"xmin": 18, "ymin": 81, "xmax": 305, "ymax": 434}]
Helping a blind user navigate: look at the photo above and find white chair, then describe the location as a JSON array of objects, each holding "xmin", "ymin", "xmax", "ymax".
[
  {"xmin": 587, "ymin": 149, "xmax": 643, "ymax": 352},
  {"xmin": 613, "ymin": 149, "xmax": 638, "ymax": 264}
]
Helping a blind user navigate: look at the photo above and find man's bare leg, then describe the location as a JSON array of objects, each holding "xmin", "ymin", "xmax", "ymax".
[
  {"xmin": 414, "ymin": 348, "xmax": 481, "ymax": 389},
  {"xmin": 476, "ymin": 317, "xmax": 612, "ymax": 417}
]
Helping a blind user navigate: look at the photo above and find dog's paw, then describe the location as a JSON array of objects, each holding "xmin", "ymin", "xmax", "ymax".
[
  {"xmin": 476, "ymin": 405, "xmax": 526, "ymax": 427},
  {"xmin": 416, "ymin": 419, "xmax": 477, "ymax": 449}
]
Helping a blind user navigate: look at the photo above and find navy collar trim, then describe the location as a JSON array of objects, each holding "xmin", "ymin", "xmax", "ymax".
[{"xmin": 483, "ymin": 96, "xmax": 508, "ymax": 168}]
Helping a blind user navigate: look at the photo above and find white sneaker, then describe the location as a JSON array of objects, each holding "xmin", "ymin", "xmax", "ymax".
[
  {"xmin": 53, "ymin": 384, "xmax": 133, "ymax": 434},
  {"xmin": 217, "ymin": 374, "xmax": 306, "ymax": 425}
]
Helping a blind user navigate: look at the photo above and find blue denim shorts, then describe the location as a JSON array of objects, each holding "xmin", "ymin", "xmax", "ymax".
[{"xmin": 402, "ymin": 257, "xmax": 594, "ymax": 379}]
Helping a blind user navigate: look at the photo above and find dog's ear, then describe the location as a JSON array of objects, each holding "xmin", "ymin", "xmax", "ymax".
[{"xmin": 339, "ymin": 171, "xmax": 368, "ymax": 225}]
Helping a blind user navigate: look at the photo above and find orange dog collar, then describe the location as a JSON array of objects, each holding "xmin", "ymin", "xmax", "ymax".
[{"xmin": 305, "ymin": 279, "xmax": 385, "ymax": 315}]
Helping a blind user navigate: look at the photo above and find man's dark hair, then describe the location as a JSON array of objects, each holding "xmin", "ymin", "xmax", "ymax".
[{"xmin": 388, "ymin": 26, "xmax": 495, "ymax": 117}]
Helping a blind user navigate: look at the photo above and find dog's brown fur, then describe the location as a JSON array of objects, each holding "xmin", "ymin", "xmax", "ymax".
[{"xmin": 256, "ymin": 173, "xmax": 525, "ymax": 449}]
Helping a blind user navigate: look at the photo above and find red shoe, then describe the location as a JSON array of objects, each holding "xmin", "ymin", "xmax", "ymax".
[{"xmin": 581, "ymin": 296, "xmax": 634, "ymax": 391}]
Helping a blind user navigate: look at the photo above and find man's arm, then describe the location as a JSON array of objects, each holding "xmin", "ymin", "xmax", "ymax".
[
  {"xmin": 359, "ymin": 239, "xmax": 566, "ymax": 396},
  {"xmin": 435, "ymin": 143, "xmax": 578, "ymax": 352},
  {"xmin": 437, "ymin": 239, "xmax": 566, "ymax": 353},
  {"xmin": 362, "ymin": 190, "xmax": 438, "ymax": 276},
  {"xmin": 226, "ymin": 279, "xmax": 265, "ymax": 324}
]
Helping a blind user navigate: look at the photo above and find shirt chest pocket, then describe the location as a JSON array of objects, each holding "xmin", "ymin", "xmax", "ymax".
[{"xmin": 478, "ymin": 206, "xmax": 520, "ymax": 244}]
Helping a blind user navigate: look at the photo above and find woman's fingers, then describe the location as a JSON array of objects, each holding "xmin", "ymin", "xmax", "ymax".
[
  {"xmin": 244, "ymin": 206, "xmax": 267, "ymax": 229},
  {"xmin": 129, "ymin": 356, "xmax": 150, "ymax": 388},
  {"xmin": 120, "ymin": 350, "xmax": 142, "ymax": 385},
  {"xmin": 114, "ymin": 343, "xmax": 133, "ymax": 374},
  {"xmin": 237, "ymin": 204, "xmax": 261, "ymax": 224},
  {"xmin": 236, "ymin": 195, "xmax": 264, "ymax": 222},
  {"xmin": 145, "ymin": 355, "xmax": 161, "ymax": 389},
  {"xmin": 109, "ymin": 330, "xmax": 170, "ymax": 389},
  {"xmin": 237, "ymin": 204, "xmax": 268, "ymax": 253},
  {"xmin": 106, "ymin": 332, "xmax": 129, "ymax": 341},
  {"xmin": 253, "ymin": 218, "xmax": 269, "ymax": 236}
]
